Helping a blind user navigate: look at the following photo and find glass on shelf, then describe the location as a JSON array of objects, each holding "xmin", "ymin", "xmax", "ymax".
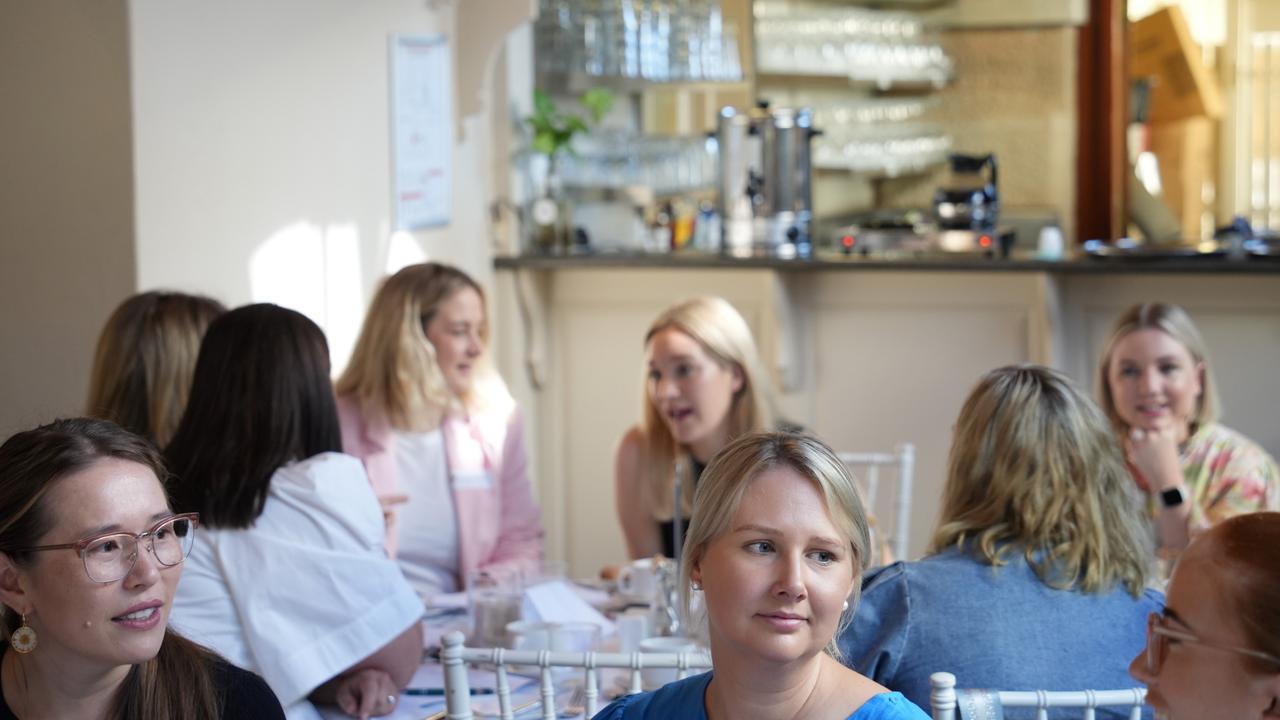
[
  {"xmin": 753, "ymin": 2, "xmax": 952, "ymax": 88},
  {"xmin": 535, "ymin": 0, "xmax": 743, "ymax": 85}
]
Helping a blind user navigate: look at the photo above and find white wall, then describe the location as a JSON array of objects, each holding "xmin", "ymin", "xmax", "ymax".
[{"xmin": 129, "ymin": 0, "xmax": 503, "ymax": 370}]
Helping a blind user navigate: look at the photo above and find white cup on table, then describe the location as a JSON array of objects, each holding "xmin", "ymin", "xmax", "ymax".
[
  {"xmin": 638, "ymin": 636, "xmax": 702, "ymax": 689},
  {"xmin": 616, "ymin": 608, "xmax": 651, "ymax": 653},
  {"xmin": 617, "ymin": 558, "xmax": 659, "ymax": 604}
]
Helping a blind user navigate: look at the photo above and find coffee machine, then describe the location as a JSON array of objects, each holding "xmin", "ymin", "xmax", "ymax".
[
  {"xmin": 932, "ymin": 152, "xmax": 1014, "ymax": 256},
  {"xmin": 716, "ymin": 102, "xmax": 818, "ymax": 257}
]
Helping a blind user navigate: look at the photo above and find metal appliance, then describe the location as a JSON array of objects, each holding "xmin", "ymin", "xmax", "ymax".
[{"xmin": 716, "ymin": 102, "xmax": 819, "ymax": 257}]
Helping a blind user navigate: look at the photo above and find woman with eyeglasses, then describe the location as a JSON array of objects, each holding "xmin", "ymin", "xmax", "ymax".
[
  {"xmin": 0, "ymin": 417, "xmax": 284, "ymax": 719},
  {"xmin": 166, "ymin": 304, "xmax": 424, "ymax": 720},
  {"xmin": 1130, "ymin": 511, "xmax": 1280, "ymax": 718}
]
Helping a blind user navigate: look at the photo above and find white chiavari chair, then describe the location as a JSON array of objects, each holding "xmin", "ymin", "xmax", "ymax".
[
  {"xmin": 929, "ymin": 671, "xmax": 1147, "ymax": 720},
  {"xmin": 838, "ymin": 443, "xmax": 915, "ymax": 562},
  {"xmin": 438, "ymin": 630, "xmax": 713, "ymax": 720}
]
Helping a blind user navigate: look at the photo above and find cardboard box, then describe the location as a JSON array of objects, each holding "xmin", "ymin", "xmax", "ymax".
[
  {"xmin": 1149, "ymin": 116, "xmax": 1215, "ymax": 240},
  {"xmin": 1130, "ymin": 6, "xmax": 1223, "ymax": 122}
]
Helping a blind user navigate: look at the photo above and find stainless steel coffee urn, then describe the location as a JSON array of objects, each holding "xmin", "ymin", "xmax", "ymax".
[{"xmin": 716, "ymin": 103, "xmax": 817, "ymax": 257}]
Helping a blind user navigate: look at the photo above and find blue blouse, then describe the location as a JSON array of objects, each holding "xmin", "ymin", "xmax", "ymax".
[{"xmin": 592, "ymin": 671, "xmax": 930, "ymax": 719}]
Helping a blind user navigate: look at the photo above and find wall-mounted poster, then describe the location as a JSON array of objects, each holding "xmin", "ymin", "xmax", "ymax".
[{"xmin": 390, "ymin": 34, "xmax": 452, "ymax": 229}]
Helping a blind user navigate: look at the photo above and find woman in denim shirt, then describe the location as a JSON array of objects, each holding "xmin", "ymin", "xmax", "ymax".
[{"xmin": 840, "ymin": 365, "xmax": 1163, "ymax": 718}]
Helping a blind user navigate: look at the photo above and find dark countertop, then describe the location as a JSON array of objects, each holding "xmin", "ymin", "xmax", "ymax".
[{"xmin": 493, "ymin": 251, "xmax": 1280, "ymax": 274}]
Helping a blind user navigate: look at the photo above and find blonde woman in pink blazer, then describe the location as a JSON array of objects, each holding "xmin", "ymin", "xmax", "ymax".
[{"xmin": 336, "ymin": 263, "xmax": 544, "ymax": 599}]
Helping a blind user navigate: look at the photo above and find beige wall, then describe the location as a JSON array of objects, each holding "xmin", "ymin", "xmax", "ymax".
[
  {"xmin": 0, "ymin": 1, "xmax": 136, "ymax": 437},
  {"xmin": 128, "ymin": 0, "xmax": 509, "ymax": 371}
]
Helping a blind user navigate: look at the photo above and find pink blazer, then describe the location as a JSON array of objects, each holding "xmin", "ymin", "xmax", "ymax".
[{"xmin": 335, "ymin": 394, "xmax": 545, "ymax": 584}]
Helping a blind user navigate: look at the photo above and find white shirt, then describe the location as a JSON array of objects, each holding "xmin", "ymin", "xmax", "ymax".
[
  {"xmin": 391, "ymin": 428, "xmax": 461, "ymax": 598},
  {"xmin": 171, "ymin": 452, "xmax": 424, "ymax": 720}
]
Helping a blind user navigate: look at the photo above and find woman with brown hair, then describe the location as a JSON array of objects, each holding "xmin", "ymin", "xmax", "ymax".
[
  {"xmin": 0, "ymin": 417, "xmax": 283, "ymax": 719},
  {"xmin": 336, "ymin": 263, "xmax": 543, "ymax": 598},
  {"xmin": 85, "ymin": 291, "xmax": 225, "ymax": 447},
  {"xmin": 841, "ymin": 365, "xmax": 1161, "ymax": 716},
  {"xmin": 1129, "ymin": 512, "xmax": 1280, "ymax": 718}
]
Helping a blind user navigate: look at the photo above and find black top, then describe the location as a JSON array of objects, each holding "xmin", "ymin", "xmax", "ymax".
[
  {"xmin": 658, "ymin": 457, "xmax": 706, "ymax": 559},
  {"xmin": 0, "ymin": 650, "xmax": 284, "ymax": 720}
]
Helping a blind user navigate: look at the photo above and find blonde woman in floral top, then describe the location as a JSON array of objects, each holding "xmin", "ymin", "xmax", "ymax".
[{"xmin": 1098, "ymin": 302, "xmax": 1280, "ymax": 558}]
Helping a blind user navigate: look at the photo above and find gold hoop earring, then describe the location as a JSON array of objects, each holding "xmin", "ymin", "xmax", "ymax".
[{"xmin": 10, "ymin": 614, "xmax": 36, "ymax": 654}]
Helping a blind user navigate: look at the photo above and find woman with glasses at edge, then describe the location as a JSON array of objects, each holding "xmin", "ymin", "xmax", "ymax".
[
  {"xmin": 166, "ymin": 305, "xmax": 424, "ymax": 720},
  {"xmin": 336, "ymin": 263, "xmax": 543, "ymax": 597},
  {"xmin": 0, "ymin": 417, "xmax": 284, "ymax": 719},
  {"xmin": 614, "ymin": 297, "xmax": 780, "ymax": 561},
  {"xmin": 841, "ymin": 366, "xmax": 1162, "ymax": 717},
  {"xmin": 1097, "ymin": 302, "xmax": 1278, "ymax": 560},
  {"xmin": 1131, "ymin": 511, "xmax": 1280, "ymax": 718}
]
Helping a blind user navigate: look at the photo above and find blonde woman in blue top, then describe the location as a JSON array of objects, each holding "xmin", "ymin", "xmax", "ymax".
[{"xmin": 594, "ymin": 432, "xmax": 929, "ymax": 720}]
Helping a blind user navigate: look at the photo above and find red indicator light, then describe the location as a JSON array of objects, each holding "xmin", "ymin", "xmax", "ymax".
[
  {"xmin": 842, "ymin": 235, "xmax": 855, "ymax": 247},
  {"xmin": 979, "ymin": 234, "xmax": 992, "ymax": 248}
]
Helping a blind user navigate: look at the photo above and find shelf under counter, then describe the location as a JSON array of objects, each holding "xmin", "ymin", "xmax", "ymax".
[{"xmin": 493, "ymin": 251, "xmax": 1280, "ymax": 274}]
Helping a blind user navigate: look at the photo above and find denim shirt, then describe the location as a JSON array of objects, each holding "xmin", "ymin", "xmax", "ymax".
[{"xmin": 839, "ymin": 546, "xmax": 1163, "ymax": 719}]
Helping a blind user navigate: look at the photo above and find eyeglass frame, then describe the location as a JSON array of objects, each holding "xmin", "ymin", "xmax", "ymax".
[
  {"xmin": 1146, "ymin": 611, "xmax": 1280, "ymax": 673},
  {"xmin": 16, "ymin": 512, "xmax": 200, "ymax": 584}
]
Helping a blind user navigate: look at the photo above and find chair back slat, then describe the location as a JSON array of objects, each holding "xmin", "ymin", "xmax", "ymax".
[
  {"xmin": 838, "ymin": 443, "xmax": 915, "ymax": 561},
  {"xmin": 928, "ymin": 672, "xmax": 1147, "ymax": 720},
  {"xmin": 440, "ymin": 632, "xmax": 713, "ymax": 718}
]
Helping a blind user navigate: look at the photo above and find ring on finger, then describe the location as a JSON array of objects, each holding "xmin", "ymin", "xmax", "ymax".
[{"xmin": 386, "ymin": 694, "xmax": 397, "ymax": 705}]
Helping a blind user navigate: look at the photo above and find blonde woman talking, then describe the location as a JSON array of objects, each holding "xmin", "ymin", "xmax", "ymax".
[
  {"xmin": 337, "ymin": 263, "xmax": 543, "ymax": 598},
  {"xmin": 614, "ymin": 297, "xmax": 778, "ymax": 560}
]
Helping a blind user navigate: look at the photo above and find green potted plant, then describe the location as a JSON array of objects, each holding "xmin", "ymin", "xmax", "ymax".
[{"xmin": 524, "ymin": 88, "xmax": 614, "ymax": 253}]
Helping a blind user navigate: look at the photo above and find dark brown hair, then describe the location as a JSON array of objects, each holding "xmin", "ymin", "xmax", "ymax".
[
  {"xmin": 166, "ymin": 303, "xmax": 342, "ymax": 528},
  {"xmin": 0, "ymin": 417, "xmax": 221, "ymax": 719},
  {"xmin": 85, "ymin": 291, "xmax": 226, "ymax": 447},
  {"xmin": 1205, "ymin": 512, "xmax": 1280, "ymax": 672}
]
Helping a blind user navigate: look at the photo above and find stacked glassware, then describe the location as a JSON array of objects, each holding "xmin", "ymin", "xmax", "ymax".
[
  {"xmin": 754, "ymin": 2, "xmax": 952, "ymax": 89},
  {"xmin": 809, "ymin": 99, "xmax": 951, "ymax": 177},
  {"xmin": 536, "ymin": 0, "xmax": 743, "ymax": 83}
]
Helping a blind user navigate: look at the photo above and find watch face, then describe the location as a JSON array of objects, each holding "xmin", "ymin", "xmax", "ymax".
[{"xmin": 1160, "ymin": 486, "xmax": 1186, "ymax": 508}]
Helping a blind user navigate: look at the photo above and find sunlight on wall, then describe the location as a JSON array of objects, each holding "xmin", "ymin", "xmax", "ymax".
[
  {"xmin": 386, "ymin": 229, "xmax": 429, "ymax": 274},
  {"xmin": 249, "ymin": 221, "xmax": 364, "ymax": 374}
]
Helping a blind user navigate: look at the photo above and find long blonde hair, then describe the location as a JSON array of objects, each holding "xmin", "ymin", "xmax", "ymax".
[
  {"xmin": 337, "ymin": 263, "xmax": 508, "ymax": 430},
  {"xmin": 680, "ymin": 431, "xmax": 870, "ymax": 661},
  {"xmin": 932, "ymin": 365, "xmax": 1151, "ymax": 596},
  {"xmin": 1096, "ymin": 301, "xmax": 1220, "ymax": 434},
  {"xmin": 639, "ymin": 297, "xmax": 776, "ymax": 520},
  {"xmin": 85, "ymin": 291, "xmax": 226, "ymax": 447}
]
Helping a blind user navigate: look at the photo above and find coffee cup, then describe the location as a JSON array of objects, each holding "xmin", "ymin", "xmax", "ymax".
[
  {"xmin": 616, "ymin": 608, "xmax": 652, "ymax": 653},
  {"xmin": 617, "ymin": 558, "xmax": 659, "ymax": 603}
]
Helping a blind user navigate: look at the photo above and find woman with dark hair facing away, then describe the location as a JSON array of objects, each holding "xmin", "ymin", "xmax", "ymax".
[
  {"xmin": 166, "ymin": 304, "xmax": 423, "ymax": 720},
  {"xmin": 0, "ymin": 417, "xmax": 284, "ymax": 719},
  {"xmin": 1097, "ymin": 302, "xmax": 1278, "ymax": 557},
  {"xmin": 595, "ymin": 431, "xmax": 928, "ymax": 719},
  {"xmin": 841, "ymin": 365, "xmax": 1162, "ymax": 717},
  {"xmin": 85, "ymin": 291, "xmax": 226, "ymax": 447},
  {"xmin": 336, "ymin": 263, "xmax": 543, "ymax": 597},
  {"xmin": 1130, "ymin": 512, "xmax": 1280, "ymax": 718}
]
